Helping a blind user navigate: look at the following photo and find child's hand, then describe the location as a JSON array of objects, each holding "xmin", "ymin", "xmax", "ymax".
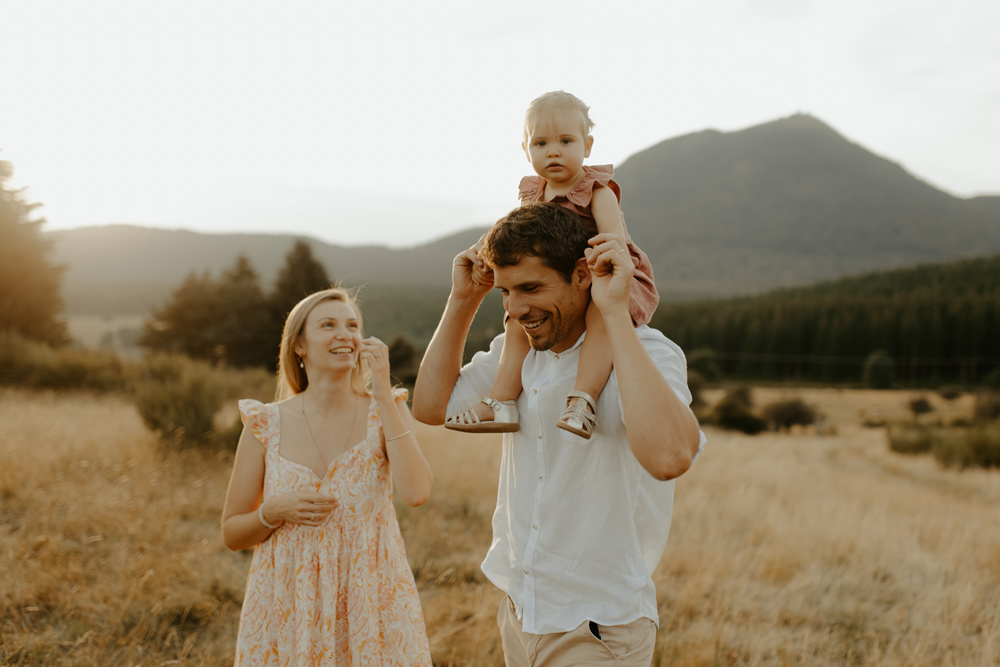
[{"xmin": 470, "ymin": 251, "xmax": 495, "ymax": 288}]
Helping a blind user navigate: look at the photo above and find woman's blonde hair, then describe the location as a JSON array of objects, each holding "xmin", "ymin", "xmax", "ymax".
[
  {"xmin": 523, "ymin": 90, "xmax": 595, "ymax": 144},
  {"xmin": 274, "ymin": 286, "xmax": 371, "ymax": 401}
]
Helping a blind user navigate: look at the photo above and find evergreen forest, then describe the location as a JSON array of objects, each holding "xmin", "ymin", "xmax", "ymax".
[{"xmin": 652, "ymin": 254, "xmax": 1000, "ymax": 385}]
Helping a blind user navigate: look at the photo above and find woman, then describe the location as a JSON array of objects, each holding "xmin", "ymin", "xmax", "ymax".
[{"xmin": 222, "ymin": 287, "xmax": 433, "ymax": 666}]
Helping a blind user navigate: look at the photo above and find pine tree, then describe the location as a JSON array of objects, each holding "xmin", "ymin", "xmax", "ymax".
[
  {"xmin": 0, "ymin": 155, "xmax": 69, "ymax": 345},
  {"xmin": 265, "ymin": 240, "xmax": 333, "ymax": 360}
]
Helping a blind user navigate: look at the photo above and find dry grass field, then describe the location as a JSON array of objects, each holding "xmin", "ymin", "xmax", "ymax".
[{"xmin": 1, "ymin": 386, "xmax": 998, "ymax": 666}]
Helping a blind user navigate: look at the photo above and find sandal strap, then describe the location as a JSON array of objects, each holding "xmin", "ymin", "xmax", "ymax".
[{"xmin": 565, "ymin": 391, "xmax": 597, "ymax": 414}]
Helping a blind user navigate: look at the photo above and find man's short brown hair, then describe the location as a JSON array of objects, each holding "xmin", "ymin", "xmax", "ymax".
[{"xmin": 480, "ymin": 203, "xmax": 592, "ymax": 282}]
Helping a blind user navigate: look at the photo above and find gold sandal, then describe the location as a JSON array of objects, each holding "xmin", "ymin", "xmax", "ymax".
[
  {"xmin": 445, "ymin": 398, "xmax": 520, "ymax": 433},
  {"xmin": 556, "ymin": 391, "xmax": 598, "ymax": 439}
]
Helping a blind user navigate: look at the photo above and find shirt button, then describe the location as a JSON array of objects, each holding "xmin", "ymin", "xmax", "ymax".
[
  {"xmin": 532, "ymin": 389, "xmax": 538, "ymax": 395},
  {"xmin": 532, "ymin": 523, "xmax": 538, "ymax": 529},
  {"xmin": 538, "ymin": 476, "xmax": 543, "ymax": 482},
  {"xmin": 523, "ymin": 568, "xmax": 529, "ymax": 574},
  {"xmin": 537, "ymin": 434, "xmax": 542, "ymax": 440}
]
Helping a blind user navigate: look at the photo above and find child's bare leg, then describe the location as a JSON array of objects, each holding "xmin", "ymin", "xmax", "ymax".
[
  {"xmin": 467, "ymin": 317, "xmax": 527, "ymax": 422},
  {"xmin": 558, "ymin": 302, "xmax": 613, "ymax": 437}
]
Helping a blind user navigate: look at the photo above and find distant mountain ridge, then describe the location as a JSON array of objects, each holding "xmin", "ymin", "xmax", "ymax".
[{"xmin": 50, "ymin": 113, "xmax": 1000, "ymax": 315}]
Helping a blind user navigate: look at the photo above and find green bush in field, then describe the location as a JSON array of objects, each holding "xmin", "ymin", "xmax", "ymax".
[
  {"xmin": 761, "ymin": 397, "xmax": 818, "ymax": 430},
  {"xmin": 931, "ymin": 424, "xmax": 1000, "ymax": 469},
  {"xmin": 938, "ymin": 385, "xmax": 963, "ymax": 401},
  {"xmin": 908, "ymin": 396, "xmax": 934, "ymax": 420},
  {"xmin": 974, "ymin": 392, "xmax": 1000, "ymax": 422},
  {"xmin": 712, "ymin": 386, "xmax": 766, "ymax": 435},
  {"xmin": 862, "ymin": 350, "xmax": 895, "ymax": 389},
  {"xmin": 887, "ymin": 424, "xmax": 936, "ymax": 455},
  {"xmin": 687, "ymin": 348, "xmax": 723, "ymax": 383},
  {"xmin": 134, "ymin": 354, "xmax": 224, "ymax": 444},
  {"xmin": 0, "ymin": 330, "xmax": 125, "ymax": 391}
]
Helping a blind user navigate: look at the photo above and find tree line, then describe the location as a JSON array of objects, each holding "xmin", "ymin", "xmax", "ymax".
[{"xmin": 652, "ymin": 255, "xmax": 1000, "ymax": 385}]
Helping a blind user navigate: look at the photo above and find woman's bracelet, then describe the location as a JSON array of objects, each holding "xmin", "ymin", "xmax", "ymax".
[
  {"xmin": 258, "ymin": 505, "xmax": 280, "ymax": 529},
  {"xmin": 386, "ymin": 429, "xmax": 411, "ymax": 443}
]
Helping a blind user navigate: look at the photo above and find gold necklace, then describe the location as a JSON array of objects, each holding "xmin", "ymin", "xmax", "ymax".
[{"xmin": 302, "ymin": 393, "xmax": 358, "ymax": 474}]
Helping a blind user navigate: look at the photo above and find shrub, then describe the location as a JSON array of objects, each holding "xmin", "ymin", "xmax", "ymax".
[
  {"xmin": 887, "ymin": 424, "xmax": 936, "ymax": 455},
  {"xmin": 974, "ymin": 392, "xmax": 1000, "ymax": 422},
  {"xmin": 133, "ymin": 354, "xmax": 225, "ymax": 444},
  {"xmin": 761, "ymin": 397, "xmax": 818, "ymax": 430},
  {"xmin": 908, "ymin": 396, "xmax": 934, "ymax": 419},
  {"xmin": 686, "ymin": 370, "xmax": 706, "ymax": 409},
  {"xmin": 712, "ymin": 386, "xmax": 766, "ymax": 435},
  {"xmin": 0, "ymin": 329, "xmax": 125, "ymax": 391},
  {"xmin": 687, "ymin": 348, "xmax": 722, "ymax": 383},
  {"xmin": 862, "ymin": 350, "xmax": 895, "ymax": 389},
  {"xmin": 938, "ymin": 385, "xmax": 963, "ymax": 401},
  {"xmin": 931, "ymin": 424, "xmax": 1000, "ymax": 469}
]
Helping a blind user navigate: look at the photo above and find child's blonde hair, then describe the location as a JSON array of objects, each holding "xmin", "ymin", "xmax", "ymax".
[{"xmin": 523, "ymin": 91, "xmax": 595, "ymax": 144}]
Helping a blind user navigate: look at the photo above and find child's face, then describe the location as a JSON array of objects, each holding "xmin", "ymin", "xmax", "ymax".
[{"xmin": 523, "ymin": 108, "xmax": 594, "ymax": 187}]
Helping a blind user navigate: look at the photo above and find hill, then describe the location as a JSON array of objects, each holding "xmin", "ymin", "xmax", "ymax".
[
  {"xmin": 49, "ymin": 114, "xmax": 1000, "ymax": 315},
  {"xmin": 616, "ymin": 113, "xmax": 1000, "ymax": 296}
]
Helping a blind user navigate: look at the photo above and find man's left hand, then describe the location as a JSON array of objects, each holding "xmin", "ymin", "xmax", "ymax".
[{"xmin": 585, "ymin": 233, "xmax": 634, "ymax": 319}]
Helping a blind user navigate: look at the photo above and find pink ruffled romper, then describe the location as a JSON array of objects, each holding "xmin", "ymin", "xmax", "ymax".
[{"xmin": 519, "ymin": 164, "xmax": 659, "ymax": 325}]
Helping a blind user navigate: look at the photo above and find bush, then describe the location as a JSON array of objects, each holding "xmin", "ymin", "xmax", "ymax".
[
  {"xmin": 938, "ymin": 385, "xmax": 963, "ymax": 401},
  {"xmin": 712, "ymin": 386, "xmax": 766, "ymax": 435},
  {"xmin": 908, "ymin": 396, "xmax": 934, "ymax": 419},
  {"xmin": 686, "ymin": 370, "xmax": 706, "ymax": 409},
  {"xmin": 133, "ymin": 354, "xmax": 225, "ymax": 444},
  {"xmin": 974, "ymin": 392, "xmax": 1000, "ymax": 422},
  {"xmin": 862, "ymin": 350, "xmax": 895, "ymax": 389},
  {"xmin": 887, "ymin": 424, "xmax": 936, "ymax": 455},
  {"xmin": 931, "ymin": 424, "xmax": 1000, "ymax": 469},
  {"xmin": 687, "ymin": 348, "xmax": 722, "ymax": 383},
  {"xmin": 0, "ymin": 330, "xmax": 125, "ymax": 391},
  {"xmin": 761, "ymin": 397, "xmax": 818, "ymax": 430}
]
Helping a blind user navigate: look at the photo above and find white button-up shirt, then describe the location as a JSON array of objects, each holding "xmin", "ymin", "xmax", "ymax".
[{"xmin": 446, "ymin": 325, "xmax": 705, "ymax": 634}]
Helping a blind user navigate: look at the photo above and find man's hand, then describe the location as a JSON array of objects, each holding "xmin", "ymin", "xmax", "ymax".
[
  {"xmin": 452, "ymin": 233, "xmax": 494, "ymax": 303},
  {"xmin": 585, "ymin": 233, "xmax": 634, "ymax": 321}
]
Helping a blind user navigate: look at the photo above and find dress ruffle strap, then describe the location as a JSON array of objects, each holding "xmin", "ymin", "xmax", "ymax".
[
  {"xmin": 565, "ymin": 164, "xmax": 618, "ymax": 207},
  {"xmin": 238, "ymin": 399, "xmax": 274, "ymax": 448}
]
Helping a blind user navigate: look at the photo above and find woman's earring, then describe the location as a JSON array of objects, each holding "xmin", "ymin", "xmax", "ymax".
[{"xmin": 298, "ymin": 357, "xmax": 304, "ymax": 369}]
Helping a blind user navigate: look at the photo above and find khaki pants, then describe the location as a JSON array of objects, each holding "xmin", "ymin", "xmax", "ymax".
[{"xmin": 497, "ymin": 596, "xmax": 657, "ymax": 667}]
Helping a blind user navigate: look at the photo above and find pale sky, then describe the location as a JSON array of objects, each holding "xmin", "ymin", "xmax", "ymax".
[{"xmin": 2, "ymin": 0, "xmax": 998, "ymax": 248}]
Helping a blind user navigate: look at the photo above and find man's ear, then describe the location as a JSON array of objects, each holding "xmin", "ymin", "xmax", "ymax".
[{"xmin": 572, "ymin": 256, "xmax": 592, "ymax": 290}]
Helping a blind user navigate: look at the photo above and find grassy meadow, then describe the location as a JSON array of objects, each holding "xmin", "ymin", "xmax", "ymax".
[{"xmin": 1, "ymin": 386, "xmax": 998, "ymax": 666}]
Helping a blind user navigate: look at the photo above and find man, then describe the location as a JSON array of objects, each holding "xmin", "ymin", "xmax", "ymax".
[{"xmin": 412, "ymin": 202, "xmax": 704, "ymax": 666}]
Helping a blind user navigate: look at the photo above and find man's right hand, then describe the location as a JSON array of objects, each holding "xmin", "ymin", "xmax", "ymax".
[{"xmin": 452, "ymin": 234, "xmax": 494, "ymax": 302}]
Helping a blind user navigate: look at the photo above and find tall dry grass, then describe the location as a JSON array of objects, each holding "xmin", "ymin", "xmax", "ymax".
[{"xmin": 1, "ymin": 387, "xmax": 998, "ymax": 665}]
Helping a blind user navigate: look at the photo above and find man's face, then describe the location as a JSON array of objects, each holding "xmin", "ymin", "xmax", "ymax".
[{"xmin": 492, "ymin": 254, "xmax": 589, "ymax": 353}]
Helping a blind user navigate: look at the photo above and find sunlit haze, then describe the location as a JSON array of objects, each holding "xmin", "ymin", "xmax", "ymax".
[{"xmin": 2, "ymin": 0, "xmax": 997, "ymax": 247}]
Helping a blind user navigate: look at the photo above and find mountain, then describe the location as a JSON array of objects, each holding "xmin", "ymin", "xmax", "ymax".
[
  {"xmin": 49, "ymin": 114, "xmax": 1000, "ymax": 315},
  {"xmin": 615, "ymin": 113, "xmax": 1000, "ymax": 296}
]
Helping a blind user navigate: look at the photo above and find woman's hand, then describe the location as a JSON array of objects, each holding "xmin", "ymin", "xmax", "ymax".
[
  {"xmin": 260, "ymin": 490, "xmax": 337, "ymax": 528},
  {"xmin": 361, "ymin": 336, "xmax": 393, "ymax": 399}
]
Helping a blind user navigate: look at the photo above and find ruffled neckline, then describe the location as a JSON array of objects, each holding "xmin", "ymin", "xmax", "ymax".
[{"xmin": 519, "ymin": 164, "xmax": 615, "ymax": 207}]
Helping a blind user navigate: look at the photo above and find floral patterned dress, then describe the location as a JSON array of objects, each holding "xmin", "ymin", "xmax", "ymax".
[{"xmin": 235, "ymin": 390, "xmax": 431, "ymax": 666}]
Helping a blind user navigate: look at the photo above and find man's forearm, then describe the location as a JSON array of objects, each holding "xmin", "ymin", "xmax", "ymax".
[
  {"xmin": 604, "ymin": 311, "xmax": 701, "ymax": 481},
  {"xmin": 411, "ymin": 293, "xmax": 482, "ymax": 425}
]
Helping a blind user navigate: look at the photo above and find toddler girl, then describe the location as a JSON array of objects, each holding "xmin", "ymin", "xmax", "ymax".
[{"xmin": 446, "ymin": 91, "xmax": 659, "ymax": 439}]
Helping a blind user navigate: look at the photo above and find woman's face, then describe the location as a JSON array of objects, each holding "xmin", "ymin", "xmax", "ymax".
[{"xmin": 295, "ymin": 299, "xmax": 363, "ymax": 374}]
